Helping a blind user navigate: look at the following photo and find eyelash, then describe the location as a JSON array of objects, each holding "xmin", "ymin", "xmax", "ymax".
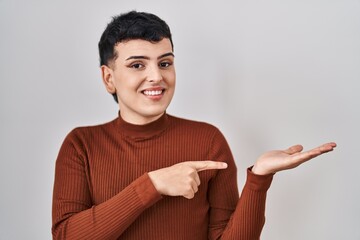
[
  {"xmin": 159, "ymin": 62, "xmax": 172, "ymax": 68},
  {"xmin": 128, "ymin": 61, "xmax": 173, "ymax": 69},
  {"xmin": 130, "ymin": 63, "xmax": 144, "ymax": 69}
]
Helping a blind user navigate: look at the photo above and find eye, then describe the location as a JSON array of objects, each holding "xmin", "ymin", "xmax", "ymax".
[
  {"xmin": 159, "ymin": 61, "xmax": 172, "ymax": 68},
  {"xmin": 130, "ymin": 63, "xmax": 144, "ymax": 69}
]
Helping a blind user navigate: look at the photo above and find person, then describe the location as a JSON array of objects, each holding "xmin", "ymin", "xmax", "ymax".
[{"xmin": 51, "ymin": 11, "xmax": 336, "ymax": 240}]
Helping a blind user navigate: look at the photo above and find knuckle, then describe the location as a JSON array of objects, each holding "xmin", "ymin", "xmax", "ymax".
[
  {"xmin": 202, "ymin": 162, "xmax": 209, "ymax": 169},
  {"xmin": 184, "ymin": 177, "xmax": 193, "ymax": 185},
  {"xmin": 185, "ymin": 192, "xmax": 194, "ymax": 199},
  {"xmin": 185, "ymin": 185, "xmax": 193, "ymax": 192}
]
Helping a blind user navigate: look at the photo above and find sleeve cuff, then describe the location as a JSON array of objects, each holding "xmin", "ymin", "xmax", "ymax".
[
  {"xmin": 245, "ymin": 166, "xmax": 274, "ymax": 191},
  {"xmin": 133, "ymin": 173, "xmax": 162, "ymax": 208}
]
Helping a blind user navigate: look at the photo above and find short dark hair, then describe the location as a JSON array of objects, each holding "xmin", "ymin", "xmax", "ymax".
[{"xmin": 98, "ymin": 11, "xmax": 174, "ymax": 103}]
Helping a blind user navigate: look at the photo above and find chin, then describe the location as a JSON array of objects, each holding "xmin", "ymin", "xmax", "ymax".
[{"xmin": 142, "ymin": 106, "xmax": 167, "ymax": 118}]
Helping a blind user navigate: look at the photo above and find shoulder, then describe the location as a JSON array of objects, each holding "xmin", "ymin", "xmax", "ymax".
[{"xmin": 64, "ymin": 118, "xmax": 117, "ymax": 144}]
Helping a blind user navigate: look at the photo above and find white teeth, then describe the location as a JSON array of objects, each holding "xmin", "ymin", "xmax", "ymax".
[{"xmin": 143, "ymin": 90, "xmax": 163, "ymax": 96}]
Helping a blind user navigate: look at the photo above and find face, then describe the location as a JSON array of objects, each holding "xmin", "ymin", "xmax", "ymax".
[{"xmin": 101, "ymin": 38, "xmax": 176, "ymax": 125}]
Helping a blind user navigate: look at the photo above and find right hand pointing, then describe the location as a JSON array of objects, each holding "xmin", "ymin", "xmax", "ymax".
[{"xmin": 148, "ymin": 161, "xmax": 228, "ymax": 199}]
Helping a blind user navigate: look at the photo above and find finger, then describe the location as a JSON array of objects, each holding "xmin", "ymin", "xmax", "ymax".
[
  {"xmin": 315, "ymin": 142, "xmax": 337, "ymax": 153},
  {"xmin": 194, "ymin": 173, "xmax": 201, "ymax": 186},
  {"xmin": 298, "ymin": 143, "xmax": 336, "ymax": 160},
  {"xmin": 328, "ymin": 142, "xmax": 337, "ymax": 147},
  {"xmin": 283, "ymin": 145, "xmax": 303, "ymax": 155},
  {"xmin": 183, "ymin": 184, "xmax": 198, "ymax": 199},
  {"xmin": 184, "ymin": 161, "xmax": 228, "ymax": 172},
  {"xmin": 191, "ymin": 180, "xmax": 198, "ymax": 193},
  {"xmin": 289, "ymin": 150, "xmax": 322, "ymax": 165},
  {"xmin": 289, "ymin": 144, "xmax": 335, "ymax": 165},
  {"xmin": 184, "ymin": 193, "xmax": 195, "ymax": 199}
]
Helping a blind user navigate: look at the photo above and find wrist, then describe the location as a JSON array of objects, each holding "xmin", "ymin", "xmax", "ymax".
[{"xmin": 251, "ymin": 163, "xmax": 271, "ymax": 175}]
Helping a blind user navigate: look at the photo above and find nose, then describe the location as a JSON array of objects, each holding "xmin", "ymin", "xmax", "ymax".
[{"xmin": 146, "ymin": 64, "xmax": 163, "ymax": 83}]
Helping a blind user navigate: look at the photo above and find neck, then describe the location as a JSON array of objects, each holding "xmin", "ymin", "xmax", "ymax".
[
  {"xmin": 120, "ymin": 111, "xmax": 165, "ymax": 125},
  {"xmin": 116, "ymin": 111, "xmax": 169, "ymax": 139}
]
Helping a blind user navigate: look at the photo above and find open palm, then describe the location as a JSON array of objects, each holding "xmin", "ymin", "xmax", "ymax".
[{"xmin": 252, "ymin": 142, "xmax": 337, "ymax": 175}]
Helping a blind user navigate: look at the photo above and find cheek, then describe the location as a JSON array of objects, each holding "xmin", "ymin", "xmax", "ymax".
[
  {"xmin": 115, "ymin": 76, "xmax": 142, "ymax": 93},
  {"xmin": 165, "ymin": 71, "xmax": 176, "ymax": 86}
]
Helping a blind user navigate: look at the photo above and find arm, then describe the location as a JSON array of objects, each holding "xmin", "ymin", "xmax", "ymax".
[
  {"xmin": 212, "ymin": 169, "xmax": 273, "ymax": 240},
  {"xmin": 52, "ymin": 130, "xmax": 162, "ymax": 240},
  {"xmin": 208, "ymin": 130, "xmax": 336, "ymax": 239},
  {"xmin": 207, "ymin": 130, "xmax": 273, "ymax": 240}
]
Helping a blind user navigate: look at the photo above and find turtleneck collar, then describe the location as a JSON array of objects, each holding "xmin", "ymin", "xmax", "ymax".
[{"xmin": 116, "ymin": 112, "xmax": 170, "ymax": 140}]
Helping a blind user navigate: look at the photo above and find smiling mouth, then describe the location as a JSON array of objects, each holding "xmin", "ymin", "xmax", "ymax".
[{"xmin": 142, "ymin": 89, "xmax": 165, "ymax": 96}]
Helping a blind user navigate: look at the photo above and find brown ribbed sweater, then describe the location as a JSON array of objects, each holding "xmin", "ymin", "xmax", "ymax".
[{"xmin": 52, "ymin": 113, "xmax": 273, "ymax": 240}]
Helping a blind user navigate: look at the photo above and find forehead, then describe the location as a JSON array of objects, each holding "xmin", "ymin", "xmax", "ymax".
[{"xmin": 115, "ymin": 38, "xmax": 173, "ymax": 59}]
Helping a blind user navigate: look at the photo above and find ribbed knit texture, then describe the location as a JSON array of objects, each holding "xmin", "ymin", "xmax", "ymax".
[{"xmin": 52, "ymin": 113, "xmax": 273, "ymax": 240}]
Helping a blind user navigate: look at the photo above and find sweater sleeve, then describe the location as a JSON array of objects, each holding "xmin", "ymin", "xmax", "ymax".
[
  {"xmin": 52, "ymin": 130, "xmax": 162, "ymax": 240},
  {"xmin": 207, "ymin": 129, "xmax": 274, "ymax": 240}
]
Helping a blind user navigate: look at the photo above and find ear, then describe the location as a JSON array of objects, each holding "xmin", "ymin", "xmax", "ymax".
[{"xmin": 101, "ymin": 65, "xmax": 116, "ymax": 94}]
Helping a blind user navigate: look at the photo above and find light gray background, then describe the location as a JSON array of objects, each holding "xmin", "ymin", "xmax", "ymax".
[{"xmin": 1, "ymin": 0, "xmax": 359, "ymax": 239}]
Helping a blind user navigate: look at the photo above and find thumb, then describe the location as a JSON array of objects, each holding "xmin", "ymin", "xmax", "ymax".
[
  {"xmin": 184, "ymin": 161, "xmax": 228, "ymax": 172},
  {"xmin": 284, "ymin": 145, "xmax": 303, "ymax": 155}
]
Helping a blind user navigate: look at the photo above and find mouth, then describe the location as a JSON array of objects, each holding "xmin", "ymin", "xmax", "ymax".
[
  {"xmin": 142, "ymin": 89, "xmax": 165, "ymax": 96},
  {"xmin": 141, "ymin": 88, "xmax": 166, "ymax": 100}
]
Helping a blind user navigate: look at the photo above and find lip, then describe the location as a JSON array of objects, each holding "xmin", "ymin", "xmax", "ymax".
[
  {"xmin": 141, "ymin": 86, "xmax": 165, "ymax": 92},
  {"xmin": 141, "ymin": 86, "xmax": 166, "ymax": 101}
]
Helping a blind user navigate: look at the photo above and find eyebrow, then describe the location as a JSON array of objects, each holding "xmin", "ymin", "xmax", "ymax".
[{"xmin": 125, "ymin": 52, "xmax": 175, "ymax": 61}]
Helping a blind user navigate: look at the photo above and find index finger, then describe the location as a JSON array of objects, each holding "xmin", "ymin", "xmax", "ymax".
[{"xmin": 185, "ymin": 161, "xmax": 228, "ymax": 172}]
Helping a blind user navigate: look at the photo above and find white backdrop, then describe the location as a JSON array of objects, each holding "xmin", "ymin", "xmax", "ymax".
[{"xmin": 1, "ymin": 0, "xmax": 359, "ymax": 239}]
